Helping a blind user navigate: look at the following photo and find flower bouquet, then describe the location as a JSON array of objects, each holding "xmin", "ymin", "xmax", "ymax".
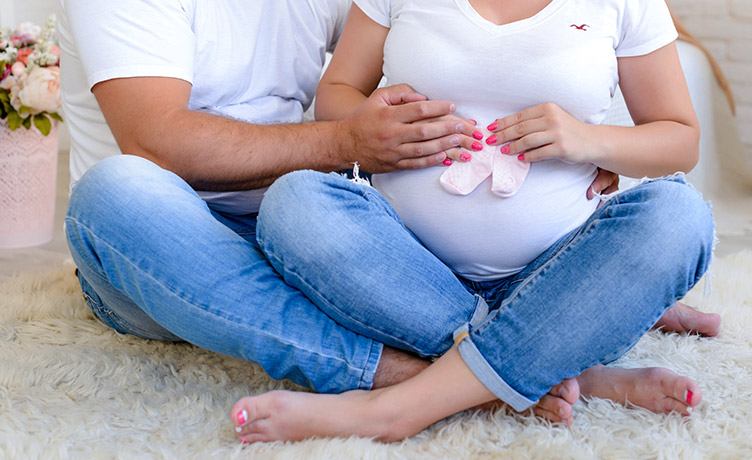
[{"xmin": 0, "ymin": 15, "xmax": 62, "ymax": 136}]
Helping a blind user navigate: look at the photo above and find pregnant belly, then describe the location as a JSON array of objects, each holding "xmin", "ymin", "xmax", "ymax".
[{"xmin": 372, "ymin": 161, "xmax": 599, "ymax": 281}]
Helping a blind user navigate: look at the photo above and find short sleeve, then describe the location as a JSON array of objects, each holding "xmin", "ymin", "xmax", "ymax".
[
  {"xmin": 616, "ymin": 0, "xmax": 678, "ymax": 57},
  {"xmin": 326, "ymin": 0, "xmax": 354, "ymax": 51},
  {"xmin": 62, "ymin": 0, "xmax": 195, "ymax": 90},
  {"xmin": 353, "ymin": 0, "xmax": 391, "ymax": 28}
]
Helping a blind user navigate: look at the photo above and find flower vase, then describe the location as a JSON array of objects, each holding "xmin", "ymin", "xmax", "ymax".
[{"xmin": 0, "ymin": 118, "xmax": 59, "ymax": 248}]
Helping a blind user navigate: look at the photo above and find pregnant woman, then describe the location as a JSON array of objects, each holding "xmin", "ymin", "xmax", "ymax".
[{"xmin": 231, "ymin": 0, "xmax": 715, "ymax": 442}]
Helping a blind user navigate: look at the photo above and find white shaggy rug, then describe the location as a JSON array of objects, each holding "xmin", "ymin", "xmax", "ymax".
[{"xmin": 1, "ymin": 252, "xmax": 751, "ymax": 460}]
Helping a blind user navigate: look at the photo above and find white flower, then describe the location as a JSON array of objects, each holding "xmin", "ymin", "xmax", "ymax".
[
  {"xmin": 15, "ymin": 22, "xmax": 41, "ymax": 42},
  {"xmin": 16, "ymin": 66, "xmax": 60, "ymax": 114}
]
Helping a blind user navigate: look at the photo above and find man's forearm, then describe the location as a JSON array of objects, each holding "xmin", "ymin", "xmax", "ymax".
[{"xmin": 124, "ymin": 109, "xmax": 351, "ymax": 191}]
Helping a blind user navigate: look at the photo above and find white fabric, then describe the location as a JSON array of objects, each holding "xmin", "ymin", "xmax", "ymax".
[
  {"xmin": 59, "ymin": 0, "xmax": 350, "ymax": 213},
  {"xmin": 360, "ymin": 0, "xmax": 677, "ymax": 280}
]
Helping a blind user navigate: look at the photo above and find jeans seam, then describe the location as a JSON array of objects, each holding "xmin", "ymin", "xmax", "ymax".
[{"xmin": 67, "ymin": 216, "xmax": 371, "ymax": 376}]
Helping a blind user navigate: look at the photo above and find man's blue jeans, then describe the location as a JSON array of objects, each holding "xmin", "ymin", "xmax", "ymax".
[{"xmin": 66, "ymin": 156, "xmax": 714, "ymax": 411}]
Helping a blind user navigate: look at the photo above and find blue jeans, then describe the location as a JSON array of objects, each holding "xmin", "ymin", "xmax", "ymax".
[
  {"xmin": 65, "ymin": 155, "xmax": 382, "ymax": 393},
  {"xmin": 257, "ymin": 170, "xmax": 714, "ymax": 410}
]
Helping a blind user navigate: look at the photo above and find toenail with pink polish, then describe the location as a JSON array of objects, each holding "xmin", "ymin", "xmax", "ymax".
[
  {"xmin": 686, "ymin": 390, "xmax": 694, "ymax": 405},
  {"xmin": 237, "ymin": 409, "xmax": 248, "ymax": 425}
]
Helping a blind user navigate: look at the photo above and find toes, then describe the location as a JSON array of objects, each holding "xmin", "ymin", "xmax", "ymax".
[
  {"xmin": 665, "ymin": 375, "xmax": 701, "ymax": 408},
  {"xmin": 535, "ymin": 394, "xmax": 573, "ymax": 420},
  {"xmin": 230, "ymin": 395, "xmax": 272, "ymax": 436},
  {"xmin": 556, "ymin": 378, "xmax": 580, "ymax": 405}
]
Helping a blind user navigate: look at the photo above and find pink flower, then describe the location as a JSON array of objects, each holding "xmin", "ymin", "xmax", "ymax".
[
  {"xmin": 11, "ymin": 61, "xmax": 26, "ymax": 77},
  {"xmin": 1, "ymin": 64, "xmax": 9, "ymax": 82},
  {"xmin": 16, "ymin": 48, "xmax": 34, "ymax": 65},
  {"xmin": 16, "ymin": 66, "xmax": 61, "ymax": 114}
]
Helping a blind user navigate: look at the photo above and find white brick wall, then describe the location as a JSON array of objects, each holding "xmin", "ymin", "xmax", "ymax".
[{"xmin": 672, "ymin": 0, "xmax": 752, "ymax": 161}]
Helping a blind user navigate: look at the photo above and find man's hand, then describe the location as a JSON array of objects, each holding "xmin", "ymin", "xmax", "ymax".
[
  {"xmin": 341, "ymin": 84, "xmax": 477, "ymax": 173},
  {"xmin": 587, "ymin": 168, "xmax": 619, "ymax": 200}
]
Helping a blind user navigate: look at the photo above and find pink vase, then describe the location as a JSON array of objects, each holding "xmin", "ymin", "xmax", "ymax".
[{"xmin": 0, "ymin": 118, "xmax": 59, "ymax": 248}]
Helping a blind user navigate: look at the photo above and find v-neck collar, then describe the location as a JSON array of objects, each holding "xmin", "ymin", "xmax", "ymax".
[{"xmin": 453, "ymin": 0, "xmax": 569, "ymax": 36}]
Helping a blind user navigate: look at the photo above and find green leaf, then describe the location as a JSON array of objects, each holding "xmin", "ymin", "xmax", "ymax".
[
  {"xmin": 47, "ymin": 112, "xmax": 63, "ymax": 122},
  {"xmin": 18, "ymin": 105, "xmax": 32, "ymax": 115},
  {"xmin": 33, "ymin": 114, "xmax": 52, "ymax": 136},
  {"xmin": 22, "ymin": 116, "xmax": 32, "ymax": 130},
  {"xmin": 7, "ymin": 111, "xmax": 22, "ymax": 130},
  {"xmin": 0, "ymin": 91, "xmax": 9, "ymax": 103}
]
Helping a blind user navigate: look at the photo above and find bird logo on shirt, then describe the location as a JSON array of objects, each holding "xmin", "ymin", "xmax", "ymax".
[{"xmin": 570, "ymin": 24, "xmax": 589, "ymax": 31}]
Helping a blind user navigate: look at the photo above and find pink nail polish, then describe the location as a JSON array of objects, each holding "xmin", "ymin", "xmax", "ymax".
[
  {"xmin": 241, "ymin": 439, "xmax": 247, "ymax": 445},
  {"xmin": 470, "ymin": 119, "xmax": 477, "ymax": 125},
  {"xmin": 237, "ymin": 409, "xmax": 247, "ymax": 425},
  {"xmin": 518, "ymin": 154, "xmax": 525, "ymax": 161},
  {"xmin": 472, "ymin": 142, "xmax": 483, "ymax": 151},
  {"xmin": 500, "ymin": 145, "xmax": 510, "ymax": 154},
  {"xmin": 486, "ymin": 135, "xmax": 497, "ymax": 145},
  {"xmin": 686, "ymin": 390, "xmax": 694, "ymax": 405},
  {"xmin": 443, "ymin": 159, "xmax": 453, "ymax": 166},
  {"xmin": 460, "ymin": 152, "xmax": 472, "ymax": 161},
  {"xmin": 473, "ymin": 131, "xmax": 483, "ymax": 140},
  {"xmin": 487, "ymin": 122, "xmax": 498, "ymax": 131}
]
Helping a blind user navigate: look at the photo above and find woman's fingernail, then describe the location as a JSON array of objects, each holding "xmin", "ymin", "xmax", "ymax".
[
  {"xmin": 500, "ymin": 145, "xmax": 510, "ymax": 154},
  {"xmin": 470, "ymin": 119, "xmax": 477, "ymax": 125},
  {"xmin": 460, "ymin": 152, "xmax": 472, "ymax": 161},
  {"xmin": 473, "ymin": 131, "xmax": 483, "ymax": 140},
  {"xmin": 518, "ymin": 154, "xmax": 525, "ymax": 161},
  {"xmin": 686, "ymin": 390, "xmax": 694, "ymax": 405},
  {"xmin": 237, "ymin": 409, "xmax": 248, "ymax": 425},
  {"xmin": 486, "ymin": 135, "xmax": 497, "ymax": 145},
  {"xmin": 472, "ymin": 142, "xmax": 483, "ymax": 151},
  {"xmin": 487, "ymin": 122, "xmax": 498, "ymax": 131},
  {"xmin": 443, "ymin": 159, "xmax": 453, "ymax": 166}
]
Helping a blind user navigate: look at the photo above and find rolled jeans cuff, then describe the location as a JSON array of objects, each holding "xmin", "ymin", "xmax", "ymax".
[
  {"xmin": 358, "ymin": 340, "xmax": 384, "ymax": 390},
  {"xmin": 455, "ymin": 329, "xmax": 536, "ymax": 412}
]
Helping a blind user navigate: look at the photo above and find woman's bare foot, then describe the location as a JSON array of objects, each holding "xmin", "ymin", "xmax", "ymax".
[
  {"xmin": 576, "ymin": 365, "xmax": 701, "ymax": 415},
  {"xmin": 653, "ymin": 302, "xmax": 721, "ymax": 337},
  {"xmin": 231, "ymin": 389, "xmax": 419, "ymax": 443}
]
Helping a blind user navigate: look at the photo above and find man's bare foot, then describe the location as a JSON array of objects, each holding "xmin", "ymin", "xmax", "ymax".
[
  {"xmin": 653, "ymin": 302, "xmax": 721, "ymax": 337},
  {"xmin": 529, "ymin": 377, "xmax": 579, "ymax": 426},
  {"xmin": 576, "ymin": 365, "xmax": 701, "ymax": 415}
]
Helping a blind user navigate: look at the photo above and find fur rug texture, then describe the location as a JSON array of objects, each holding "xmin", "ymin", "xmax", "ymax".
[{"xmin": 1, "ymin": 252, "xmax": 751, "ymax": 460}]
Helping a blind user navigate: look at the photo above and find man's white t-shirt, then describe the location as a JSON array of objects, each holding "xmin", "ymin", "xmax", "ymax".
[
  {"xmin": 59, "ymin": 0, "xmax": 350, "ymax": 213},
  {"xmin": 356, "ymin": 0, "xmax": 678, "ymax": 280}
]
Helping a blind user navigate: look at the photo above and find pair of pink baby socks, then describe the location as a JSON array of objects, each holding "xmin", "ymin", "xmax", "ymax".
[{"xmin": 439, "ymin": 127, "xmax": 530, "ymax": 197}]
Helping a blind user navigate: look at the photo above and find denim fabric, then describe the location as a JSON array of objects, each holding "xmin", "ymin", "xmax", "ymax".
[
  {"xmin": 65, "ymin": 155, "xmax": 382, "ymax": 393},
  {"xmin": 259, "ymin": 171, "xmax": 714, "ymax": 411}
]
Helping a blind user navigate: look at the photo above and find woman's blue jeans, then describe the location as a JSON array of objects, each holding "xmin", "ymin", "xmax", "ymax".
[{"xmin": 66, "ymin": 156, "xmax": 714, "ymax": 411}]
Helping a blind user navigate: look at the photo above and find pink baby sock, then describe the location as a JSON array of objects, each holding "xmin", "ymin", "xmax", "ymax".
[
  {"xmin": 490, "ymin": 148, "xmax": 530, "ymax": 197},
  {"xmin": 439, "ymin": 127, "xmax": 530, "ymax": 197}
]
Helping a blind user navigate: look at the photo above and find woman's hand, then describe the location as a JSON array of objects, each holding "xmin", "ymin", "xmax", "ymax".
[
  {"xmin": 485, "ymin": 103, "xmax": 598, "ymax": 165},
  {"xmin": 413, "ymin": 115, "xmax": 485, "ymax": 165}
]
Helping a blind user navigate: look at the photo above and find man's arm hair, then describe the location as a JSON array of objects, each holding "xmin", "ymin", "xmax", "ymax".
[{"xmin": 93, "ymin": 77, "xmax": 348, "ymax": 191}]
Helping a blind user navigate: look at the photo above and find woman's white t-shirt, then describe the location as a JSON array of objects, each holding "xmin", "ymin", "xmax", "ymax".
[
  {"xmin": 59, "ymin": 0, "xmax": 350, "ymax": 213},
  {"xmin": 356, "ymin": 0, "xmax": 677, "ymax": 280}
]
